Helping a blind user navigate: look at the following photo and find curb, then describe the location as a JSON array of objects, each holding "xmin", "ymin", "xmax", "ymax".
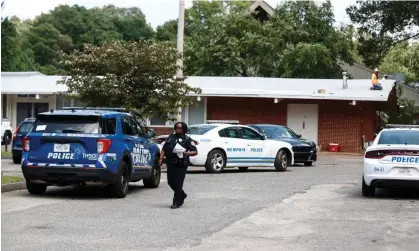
[
  {"xmin": 318, "ymin": 152, "xmax": 364, "ymax": 156},
  {"xmin": 1, "ymin": 181, "xmax": 26, "ymax": 193}
]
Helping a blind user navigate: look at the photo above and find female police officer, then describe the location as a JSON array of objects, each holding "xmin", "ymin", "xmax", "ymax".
[{"xmin": 159, "ymin": 122, "xmax": 197, "ymax": 209}]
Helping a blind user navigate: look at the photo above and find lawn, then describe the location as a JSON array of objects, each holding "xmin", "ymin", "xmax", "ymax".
[
  {"xmin": 1, "ymin": 175, "xmax": 23, "ymax": 184},
  {"xmin": 1, "ymin": 151, "xmax": 12, "ymax": 159}
]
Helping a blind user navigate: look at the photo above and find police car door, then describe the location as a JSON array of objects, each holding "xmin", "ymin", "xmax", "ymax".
[
  {"xmin": 124, "ymin": 116, "xmax": 152, "ymax": 172},
  {"xmin": 237, "ymin": 127, "xmax": 269, "ymax": 165},
  {"xmin": 218, "ymin": 127, "xmax": 246, "ymax": 166}
]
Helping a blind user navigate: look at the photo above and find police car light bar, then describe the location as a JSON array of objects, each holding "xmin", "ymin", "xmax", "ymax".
[
  {"xmin": 385, "ymin": 124, "xmax": 419, "ymax": 129},
  {"xmin": 63, "ymin": 107, "xmax": 127, "ymax": 112},
  {"xmin": 206, "ymin": 120, "xmax": 240, "ymax": 124}
]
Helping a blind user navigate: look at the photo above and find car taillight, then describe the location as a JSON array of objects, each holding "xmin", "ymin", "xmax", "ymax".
[
  {"xmin": 12, "ymin": 125, "xmax": 20, "ymax": 142},
  {"xmin": 97, "ymin": 138, "xmax": 112, "ymax": 153},
  {"xmin": 365, "ymin": 149, "xmax": 419, "ymax": 159},
  {"xmin": 22, "ymin": 136, "xmax": 30, "ymax": 152}
]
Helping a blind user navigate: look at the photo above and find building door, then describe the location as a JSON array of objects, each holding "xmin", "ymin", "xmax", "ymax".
[
  {"xmin": 16, "ymin": 102, "xmax": 49, "ymax": 126},
  {"xmin": 287, "ymin": 104, "xmax": 318, "ymax": 144}
]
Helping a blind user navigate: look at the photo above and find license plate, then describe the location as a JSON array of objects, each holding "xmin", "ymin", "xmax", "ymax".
[
  {"xmin": 398, "ymin": 168, "xmax": 411, "ymax": 175},
  {"xmin": 54, "ymin": 144, "xmax": 70, "ymax": 152}
]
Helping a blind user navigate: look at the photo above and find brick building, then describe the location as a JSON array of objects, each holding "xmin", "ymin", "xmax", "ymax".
[{"xmin": 1, "ymin": 72, "xmax": 397, "ymax": 152}]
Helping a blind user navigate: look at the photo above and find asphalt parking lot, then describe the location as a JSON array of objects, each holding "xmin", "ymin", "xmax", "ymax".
[{"xmin": 2, "ymin": 155, "xmax": 419, "ymax": 251}]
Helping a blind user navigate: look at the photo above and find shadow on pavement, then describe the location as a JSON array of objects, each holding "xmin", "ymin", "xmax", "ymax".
[
  {"xmin": 349, "ymin": 185, "xmax": 419, "ymax": 200},
  {"xmin": 17, "ymin": 182, "xmax": 147, "ymax": 200}
]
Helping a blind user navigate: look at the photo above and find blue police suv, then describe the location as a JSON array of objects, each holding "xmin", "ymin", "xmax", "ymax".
[{"xmin": 21, "ymin": 107, "xmax": 161, "ymax": 198}]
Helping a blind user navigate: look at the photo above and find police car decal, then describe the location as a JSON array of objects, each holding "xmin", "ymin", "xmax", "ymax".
[
  {"xmin": 131, "ymin": 143, "xmax": 151, "ymax": 168},
  {"xmin": 391, "ymin": 156, "xmax": 419, "ymax": 163}
]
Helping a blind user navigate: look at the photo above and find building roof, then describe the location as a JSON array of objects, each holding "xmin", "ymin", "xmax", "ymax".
[
  {"xmin": 186, "ymin": 76, "xmax": 396, "ymax": 102},
  {"xmin": 1, "ymin": 74, "xmax": 67, "ymax": 94},
  {"xmin": 1, "ymin": 72, "xmax": 396, "ymax": 102},
  {"xmin": 250, "ymin": 1, "xmax": 275, "ymax": 16}
]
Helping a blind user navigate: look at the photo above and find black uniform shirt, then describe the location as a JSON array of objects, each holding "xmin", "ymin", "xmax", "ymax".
[{"xmin": 163, "ymin": 133, "xmax": 197, "ymax": 166}]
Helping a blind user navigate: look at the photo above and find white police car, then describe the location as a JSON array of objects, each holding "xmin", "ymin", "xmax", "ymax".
[
  {"xmin": 363, "ymin": 124, "xmax": 419, "ymax": 197},
  {"xmin": 158, "ymin": 121, "xmax": 294, "ymax": 173}
]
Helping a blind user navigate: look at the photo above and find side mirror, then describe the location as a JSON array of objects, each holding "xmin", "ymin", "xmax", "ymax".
[
  {"xmin": 145, "ymin": 129, "xmax": 155, "ymax": 138},
  {"xmin": 367, "ymin": 141, "xmax": 373, "ymax": 146},
  {"xmin": 297, "ymin": 134, "xmax": 302, "ymax": 138},
  {"xmin": 260, "ymin": 133, "xmax": 267, "ymax": 140}
]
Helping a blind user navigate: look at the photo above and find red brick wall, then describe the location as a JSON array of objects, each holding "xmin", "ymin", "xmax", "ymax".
[
  {"xmin": 152, "ymin": 127, "xmax": 173, "ymax": 136},
  {"xmin": 207, "ymin": 97, "xmax": 381, "ymax": 152}
]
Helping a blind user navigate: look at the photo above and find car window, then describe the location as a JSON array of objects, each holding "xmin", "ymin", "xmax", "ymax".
[
  {"xmin": 122, "ymin": 117, "xmax": 137, "ymax": 136},
  {"xmin": 238, "ymin": 127, "xmax": 262, "ymax": 140},
  {"xmin": 378, "ymin": 130, "xmax": 419, "ymax": 145},
  {"xmin": 102, "ymin": 118, "xmax": 117, "ymax": 135},
  {"xmin": 189, "ymin": 125, "xmax": 217, "ymax": 135},
  {"xmin": 33, "ymin": 115, "xmax": 100, "ymax": 134},
  {"xmin": 219, "ymin": 127, "xmax": 240, "ymax": 138},
  {"xmin": 258, "ymin": 125, "xmax": 294, "ymax": 139},
  {"xmin": 19, "ymin": 122, "xmax": 34, "ymax": 133},
  {"xmin": 128, "ymin": 117, "xmax": 145, "ymax": 137}
]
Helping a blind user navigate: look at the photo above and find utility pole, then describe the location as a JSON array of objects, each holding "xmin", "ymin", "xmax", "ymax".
[{"xmin": 176, "ymin": 0, "xmax": 185, "ymax": 78}]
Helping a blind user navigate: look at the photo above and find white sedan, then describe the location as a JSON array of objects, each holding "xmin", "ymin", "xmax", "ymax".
[
  {"xmin": 363, "ymin": 124, "xmax": 419, "ymax": 197},
  {"xmin": 157, "ymin": 123, "xmax": 294, "ymax": 173}
]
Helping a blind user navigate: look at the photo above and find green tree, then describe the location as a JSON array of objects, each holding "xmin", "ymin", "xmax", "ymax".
[
  {"xmin": 347, "ymin": 1, "xmax": 419, "ymax": 68},
  {"xmin": 61, "ymin": 40, "xmax": 201, "ymax": 120},
  {"xmin": 379, "ymin": 42, "xmax": 419, "ymax": 84},
  {"xmin": 1, "ymin": 18, "xmax": 20, "ymax": 71},
  {"xmin": 387, "ymin": 86, "xmax": 418, "ymax": 124}
]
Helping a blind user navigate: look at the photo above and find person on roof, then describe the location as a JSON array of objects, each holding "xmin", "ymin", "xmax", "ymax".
[{"xmin": 371, "ymin": 68, "xmax": 383, "ymax": 90}]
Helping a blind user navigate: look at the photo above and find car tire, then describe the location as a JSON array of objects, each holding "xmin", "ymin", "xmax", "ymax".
[
  {"xmin": 362, "ymin": 176, "xmax": 375, "ymax": 197},
  {"xmin": 304, "ymin": 162, "xmax": 313, "ymax": 167},
  {"xmin": 143, "ymin": 159, "xmax": 161, "ymax": 188},
  {"xmin": 107, "ymin": 161, "xmax": 129, "ymax": 198},
  {"xmin": 274, "ymin": 149, "xmax": 288, "ymax": 172},
  {"xmin": 26, "ymin": 181, "xmax": 47, "ymax": 195},
  {"xmin": 12, "ymin": 155, "xmax": 21, "ymax": 164},
  {"xmin": 205, "ymin": 149, "xmax": 226, "ymax": 173},
  {"xmin": 238, "ymin": 167, "xmax": 249, "ymax": 172}
]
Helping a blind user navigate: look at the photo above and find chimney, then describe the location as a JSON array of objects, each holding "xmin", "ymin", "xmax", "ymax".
[{"xmin": 342, "ymin": 72, "xmax": 348, "ymax": 89}]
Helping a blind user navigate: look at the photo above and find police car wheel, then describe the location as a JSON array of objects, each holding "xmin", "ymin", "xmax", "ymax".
[
  {"xmin": 362, "ymin": 176, "xmax": 375, "ymax": 197},
  {"xmin": 205, "ymin": 150, "xmax": 226, "ymax": 173},
  {"xmin": 143, "ymin": 160, "xmax": 161, "ymax": 188},
  {"xmin": 274, "ymin": 149, "xmax": 288, "ymax": 172},
  {"xmin": 26, "ymin": 181, "xmax": 47, "ymax": 195},
  {"xmin": 12, "ymin": 155, "xmax": 21, "ymax": 164},
  {"xmin": 108, "ymin": 161, "xmax": 129, "ymax": 198},
  {"xmin": 238, "ymin": 167, "xmax": 249, "ymax": 172}
]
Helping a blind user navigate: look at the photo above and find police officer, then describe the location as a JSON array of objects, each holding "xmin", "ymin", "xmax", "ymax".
[{"xmin": 159, "ymin": 122, "xmax": 197, "ymax": 209}]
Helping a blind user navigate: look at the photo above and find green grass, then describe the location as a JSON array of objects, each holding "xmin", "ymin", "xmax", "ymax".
[
  {"xmin": 1, "ymin": 175, "xmax": 23, "ymax": 184},
  {"xmin": 1, "ymin": 151, "xmax": 12, "ymax": 159}
]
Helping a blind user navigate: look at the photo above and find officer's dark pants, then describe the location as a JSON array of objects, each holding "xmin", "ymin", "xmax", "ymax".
[{"xmin": 167, "ymin": 162, "xmax": 188, "ymax": 204}]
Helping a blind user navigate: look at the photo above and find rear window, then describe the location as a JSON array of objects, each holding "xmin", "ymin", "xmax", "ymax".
[
  {"xmin": 188, "ymin": 125, "xmax": 217, "ymax": 135},
  {"xmin": 33, "ymin": 115, "xmax": 100, "ymax": 134},
  {"xmin": 378, "ymin": 130, "xmax": 419, "ymax": 145},
  {"xmin": 19, "ymin": 122, "xmax": 34, "ymax": 133}
]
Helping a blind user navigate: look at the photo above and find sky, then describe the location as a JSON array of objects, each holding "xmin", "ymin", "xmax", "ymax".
[{"xmin": 1, "ymin": 0, "xmax": 357, "ymax": 28}]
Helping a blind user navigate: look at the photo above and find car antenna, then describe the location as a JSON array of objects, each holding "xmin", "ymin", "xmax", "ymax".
[{"xmin": 83, "ymin": 101, "xmax": 91, "ymax": 109}]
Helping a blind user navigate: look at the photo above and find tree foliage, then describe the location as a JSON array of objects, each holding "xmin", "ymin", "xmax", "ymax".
[
  {"xmin": 60, "ymin": 40, "xmax": 201, "ymax": 119},
  {"xmin": 379, "ymin": 42, "xmax": 419, "ymax": 85},
  {"xmin": 347, "ymin": 1, "xmax": 419, "ymax": 68}
]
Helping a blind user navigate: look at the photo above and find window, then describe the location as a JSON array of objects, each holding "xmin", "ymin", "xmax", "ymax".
[
  {"xmin": 122, "ymin": 117, "xmax": 137, "ymax": 136},
  {"xmin": 188, "ymin": 125, "xmax": 217, "ymax": 135},
  {"xmin": 19, "ymin": 122, "xmax": 34, "ymax": 133},
  {"xmin": 33, "ymin": 115, "xmax": 100, "ymax": 134},
  {"xmin": 378, "ymin": 131, "xmax": 419, "ymax": 145},
  {"xmin": 150, "ymin": 116, "xmax": 166, "ymax": 126},
  {"xmin": 255, "ymin": 125, "xmax": 294, "ymax": 139},
  {"xmin": 219, "ymin": 127, "xmax": 240, "ymax": 138},
  {"xmin": 239, "ymin": 127, "xmax": 262, "ymax": 140},
  {"xmin": 102, "ymin": 118, "xmax": 116, "ymax": 135}
]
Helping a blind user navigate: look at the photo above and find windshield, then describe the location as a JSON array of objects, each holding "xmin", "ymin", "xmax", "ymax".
[
  {"xmin": 188, "ymin": 125, "xmax": 217, "ymax": 135},
  {"xmin": 33, "ymin": 115, "xmax": 100, "ymax": 134},
  {"xmin": 378, "ymin": 130, "xmax": 419, "ymax": 145},
  {"xmin": 257, "ymin": 125, "xmax": 296, "ymax": 139}
]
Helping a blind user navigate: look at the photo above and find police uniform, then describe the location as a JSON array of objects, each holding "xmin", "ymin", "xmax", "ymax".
[{"xmin": 162, "ymin": 133, "xmax": 197, "ymax": 206}]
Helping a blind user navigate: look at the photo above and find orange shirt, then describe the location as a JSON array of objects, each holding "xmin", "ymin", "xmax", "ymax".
[{"xmin": 371, "ymin": 73, "xmax": 378, "ymax": 86}]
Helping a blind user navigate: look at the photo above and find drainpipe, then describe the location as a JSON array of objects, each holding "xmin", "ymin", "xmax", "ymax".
[{"xmin": 342, "ymin": 72, "xmax": 348, "ymax": 89}]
